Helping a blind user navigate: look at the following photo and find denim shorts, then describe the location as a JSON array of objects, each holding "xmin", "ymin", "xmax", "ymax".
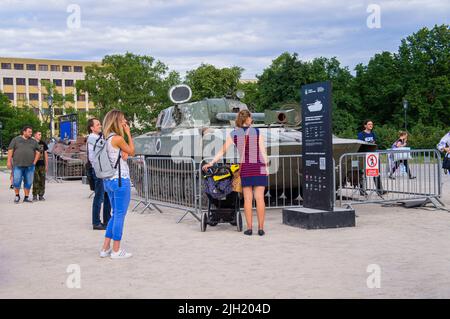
[{"xmin": 13, "ymin": 165, "xmax": 36, "ymax": 189}]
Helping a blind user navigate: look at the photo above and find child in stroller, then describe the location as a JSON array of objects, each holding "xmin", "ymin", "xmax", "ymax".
[{"xmin": 201, "ymin": 163, "xmax": 243, "ymax": 232}]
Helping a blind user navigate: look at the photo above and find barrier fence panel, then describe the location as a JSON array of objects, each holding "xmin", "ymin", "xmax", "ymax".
[
  {"xmin": 46, "ymin": 153, "xmax": 60, "ymax": 182},
  {"xmin": 127, "ymin": 156, "xmax": 155, "ymax": 214},
  {"xmin": 338, "ymin": 149, "xmax": 442, "ymax": 207},
  {"xmin": 46, "ymin": 153, "xmax": 85, "ymax": 181},
  {"xmin": 144, "ymin": 157, "xmax": 199, "ymax": 222}
]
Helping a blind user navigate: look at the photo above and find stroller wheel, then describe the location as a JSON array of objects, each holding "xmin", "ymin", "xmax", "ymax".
[
  {"xmin": 201, "ymin": 211, "xmax": 208, "ymax": 232},
  {"xmin": 207, "ymin": 202, "xmax": 218, "ymax": 226},
  {"xmin": 236, "ymin": 210, "xmax": 243, "ymax": 232}
]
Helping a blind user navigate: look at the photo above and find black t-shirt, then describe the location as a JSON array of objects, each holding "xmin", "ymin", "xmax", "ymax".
[{"xmin": 36, "ymin": 140, "xmax": 49, "ymax": 167}]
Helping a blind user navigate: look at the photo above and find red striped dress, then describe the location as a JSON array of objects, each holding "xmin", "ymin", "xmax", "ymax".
[{"xmin": 231, "ymin": 126, "xmax": 268, "ymax": 187}]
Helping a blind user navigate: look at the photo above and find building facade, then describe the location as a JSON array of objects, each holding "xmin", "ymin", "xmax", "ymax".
[{"xmin": 0, "ymin": 57, "xmax": 98, "ymax": 118}]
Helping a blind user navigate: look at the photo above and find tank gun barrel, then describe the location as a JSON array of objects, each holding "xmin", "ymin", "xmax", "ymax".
[{"xmin": 216, "ymin": 113, "xmax": 265, "ymax": 122}]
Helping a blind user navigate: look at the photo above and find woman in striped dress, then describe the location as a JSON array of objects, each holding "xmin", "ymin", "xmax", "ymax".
[{"xmin": 202, "ymin": 110, "xmax": 269, "ymax": 236}]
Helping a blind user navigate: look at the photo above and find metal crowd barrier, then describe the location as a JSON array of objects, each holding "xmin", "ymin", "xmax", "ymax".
[
  {"xmin": 199, "ymin": 155, "xmax": 305, "ymax": 212},
  {"xmin": 128, "ymin": 156, "xmax": 199, "ymax": 221},
  {"xmin": 126, "ymin": 149, "xmax": 444, "ymax": 224},
  {"xmin": 127, "ymin": 156, "xmax": 158, "ymax": 214},
  {"xmin": 46, "ymin": 153, "xmax": 85, "ymax": 182},
  {"xmin": 146, "ymin": 157, "xmax": 199, "ymax": 222},
  {"xmin": 338, "ymin": 149, "xmax": 443, "ymax": 207}
]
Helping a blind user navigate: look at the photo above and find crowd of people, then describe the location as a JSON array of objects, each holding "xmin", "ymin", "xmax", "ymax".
[{"xmin": 6, "ymin": 112, "xmax": 450, "ymax": 260}]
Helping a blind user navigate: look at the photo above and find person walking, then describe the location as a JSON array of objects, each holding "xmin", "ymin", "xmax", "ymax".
[
  {"xmin": 357, "ymin": 119, "xmax": 386, "ymax": 196},
  {"xmin": 7, "ymin": 126, "xmax": 40, "ymax": 203},
  {"xmin": 32, "ymin": 131, "xmax": 49, "ymax": 201},
  {"xmin": 87, "ymin": 118, "xmax": 111, "ymax": 230},
  {"xmin": 99, "ymin": 110, "xmax": 134, "ymax": 259},
  {"xmin": 437, "ymin": 131, "xmax": 450, "ymax": 173},
  {"xmin": 389, "ymin": 131, "xmax": 416, "ymax": 179},
  {"xmin": 203, "ymin": 110, "xmax": 269, "ymax": 236}
]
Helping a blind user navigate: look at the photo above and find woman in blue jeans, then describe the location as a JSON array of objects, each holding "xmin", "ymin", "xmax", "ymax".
[{"xmin": 99, "ymin": 110, "xmax": 135, "ymax": 259}]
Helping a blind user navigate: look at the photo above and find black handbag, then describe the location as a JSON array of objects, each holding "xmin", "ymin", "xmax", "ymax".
[
  {"xmin": 443, "ymin": 155, "xmax": 450, "ymax": 170},
  {"xmin": 85, "ymin": 163, "xmax": 95, "ymax": 191}
]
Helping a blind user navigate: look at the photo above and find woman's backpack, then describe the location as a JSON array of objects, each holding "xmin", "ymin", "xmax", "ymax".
[{"xmin": 92, "ymin": 133, "xmax": 122, "ymax": 185}]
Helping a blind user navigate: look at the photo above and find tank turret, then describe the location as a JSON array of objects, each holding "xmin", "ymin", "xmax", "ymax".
[{"xmin": 155, "ymin": 85, "xmax": 301, "ymax": 130}]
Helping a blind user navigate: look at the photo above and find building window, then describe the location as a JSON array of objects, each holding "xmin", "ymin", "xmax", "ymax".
[
  {"xmin": 62, "ymin": 65, "xmax": 72, "ymax": 72},
  {"xmin": 17, "ymin": 93, "xmax": 27, "ymax": 101},
  {"xmin": 42, "ymin": 94, "xmax": 48, "ymax": 101},
  {"xmin": 26, "ymin": 64, "xmax": 37, "ymax": 71},
  {"xmin": 5, "ymin": 93, "xmax": 14, "ymax": 100},
  {"xmin": 51, "ymin": 65, "xmax": 60, "ymax": 72},
  {"xmin": 54, "ymin": 108, "xmax": 63, "ymax": 116},
  {"xmin": 53, "ymin": 79, "xmax": 62, "ymax": 86},
  {"xmin": 29, "ymin": 93, "xmax": 39, "ymax": 101},
  {"xmin": 65, "ymin": 79, "xmax": 74, "ymax": 87},
  {"xmin": 39, "ymin": 64, "xmax": 49, "ymax": 71},
  {"xmin": 16, "ymin": 78, "xmax": 26, "ymax": 85},
  {"xmin": 3, "ymin": 77, "xmax": 13, "ymax": 85},
  {"xmin": 1, "ymin": 63, "xmax": 11, "ymax": 69},
  {"xmin": 74, "ymin": 66, "xmax": 83, "ymax": 72},
  {"xmin": 29, "ymin": 78, "xmax": 39, "ymax": 86},
  {"xmin": 14, "ymin": 63, "xmax": 24, "ymax": 70},
  {"xmin": 77, "ymin": 94, "xmax": 86, "ymax": 101}
]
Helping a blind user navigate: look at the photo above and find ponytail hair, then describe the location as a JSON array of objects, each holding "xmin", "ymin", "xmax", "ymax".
[{"xmin": 235, "ymin": 110, "xmax": 252, "ymax": 128}]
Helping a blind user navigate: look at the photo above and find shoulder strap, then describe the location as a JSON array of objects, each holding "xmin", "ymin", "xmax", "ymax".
[
  {"xmin": 240, "ymin": 128, "xmax": 250, "ymax": 164},
  {"xmin": 92, "ymin": 133, "xmax": 105, "ymax": 151}
]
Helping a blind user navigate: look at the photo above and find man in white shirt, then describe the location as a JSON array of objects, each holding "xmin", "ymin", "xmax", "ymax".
[
  {"xmin": 87, "ymin": 118, "xmax": 111, "ymax": 230},
  {"xmin": 437, "ymin": 132, "xmax": 450, "ymax": 154}
]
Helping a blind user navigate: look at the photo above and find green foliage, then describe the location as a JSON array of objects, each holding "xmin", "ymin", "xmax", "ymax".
[
  {"xmin": 237, "ymin": 81, "xmax": 259, "ymax": 111},
  {"xmin": 256, "ymin": 53, "xmax": 361, "ymax": 134},
  {"xmin": 0, "ymin": 93, "xmax": 48, "ymax": 146},
  {"xmin": 185, "ymin": 64, "xmax": 243, "ymax": 101},
  {"xmin": 408, "ymin": 123, "xmax": 448, "ymax": 150},
  {"xmin": 355, "ymin": 24, "xmax": 449, "ymax": 128},
  {"xmin": 371, "ymin": 125, "xmax": 399, "ymax": 150},
  {"xmin": 76, "ymin": 52, "xmax": 180, "ymax": 133},
  {"xmin": 41, "ymin": 80, "xmax": 75, "ymax": 109}
]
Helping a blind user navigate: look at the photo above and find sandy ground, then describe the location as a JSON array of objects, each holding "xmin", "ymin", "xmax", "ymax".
[{"xmin": 0, "ymin": 170, "xmax": 450, "ymax": 299}]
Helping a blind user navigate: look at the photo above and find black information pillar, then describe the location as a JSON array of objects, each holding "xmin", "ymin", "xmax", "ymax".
[{"xmin": 301, "ymin": 81, "xmax": 334, "ymax": 211}]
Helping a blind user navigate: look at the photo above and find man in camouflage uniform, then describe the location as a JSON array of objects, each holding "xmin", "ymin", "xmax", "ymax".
[{"xmin": 32, "ymin": 131, "xmax": 49, "ymax": 201}]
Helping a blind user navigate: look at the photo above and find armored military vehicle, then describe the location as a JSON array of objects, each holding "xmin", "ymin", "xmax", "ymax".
[{"xmin": 132, "ymin": 85, "xmax": 375, "ymax": 205}]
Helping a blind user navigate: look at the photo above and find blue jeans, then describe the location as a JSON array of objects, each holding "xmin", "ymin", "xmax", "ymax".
[
  {"xmin": 13, "ymin": 165, "xmax": 35, "ymax": 190},
  {"xmin": 91, "ymin": 168, "xmax": 111, "ymax": 226},
  {"xmin": 104, "ymin": 178, "xmax": 131, "ymax": 241}
]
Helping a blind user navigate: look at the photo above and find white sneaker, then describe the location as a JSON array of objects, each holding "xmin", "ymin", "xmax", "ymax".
[
  {"xmin": 99, "ymin": 248, "xmax": 112, "ymax": 258},
  {"xmin": 110, "ymin": 249, "xmax": 132, "ymax": 259}
]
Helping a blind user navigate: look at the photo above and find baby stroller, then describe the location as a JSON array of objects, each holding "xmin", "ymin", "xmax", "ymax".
[{"xmin": 201, "ymin": 164, "xmax": 243, "ymax": 232}]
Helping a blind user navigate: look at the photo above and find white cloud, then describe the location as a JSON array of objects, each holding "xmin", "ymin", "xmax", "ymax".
[{"xmin": 0, "ymin": 0, "xmax": 448, "ymax": 78}]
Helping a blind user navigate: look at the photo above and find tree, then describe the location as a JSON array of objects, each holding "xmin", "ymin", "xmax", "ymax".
[
  {"xmin": 185, "ymin": 64, "xmax": 243, "ymax": 101},
  {"xmin": 0, "ymin": 93, "xmax": 47, "ymax": 146},
  {"xmin": 237, "ymin": 81, "xmax": 260, "ymax": 111},
  {"xmin": 353, "ymin": 51, "xmax": 404, "ymax": 126},
  {"xmin": 76, "ymin": 52, "xmax": 180, "ymax": 133},
  {"xmin": 256, "ymin": 53, "xmax": 360, "ymax": 133},
  {"xmin": 396, "ymin": 24, "xmax": 450, "ymax": 127}
]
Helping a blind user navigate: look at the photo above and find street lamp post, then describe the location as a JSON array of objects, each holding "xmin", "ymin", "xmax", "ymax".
[
  {"xmin": 0, "ymin": 121, "xmax": 3, "ymax": 160},
  {"xmin": 48, "ymin": 95, "xmax": 54, "ymax": 138},
  {"xmin": 403, "ymin": 99, "xmax": 408, "ymax": 132}
]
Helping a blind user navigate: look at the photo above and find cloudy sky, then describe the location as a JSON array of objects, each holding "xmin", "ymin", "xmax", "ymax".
[{"xmin": 0, "ymin": 0, "xmax": 448, "ymax": 78}]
